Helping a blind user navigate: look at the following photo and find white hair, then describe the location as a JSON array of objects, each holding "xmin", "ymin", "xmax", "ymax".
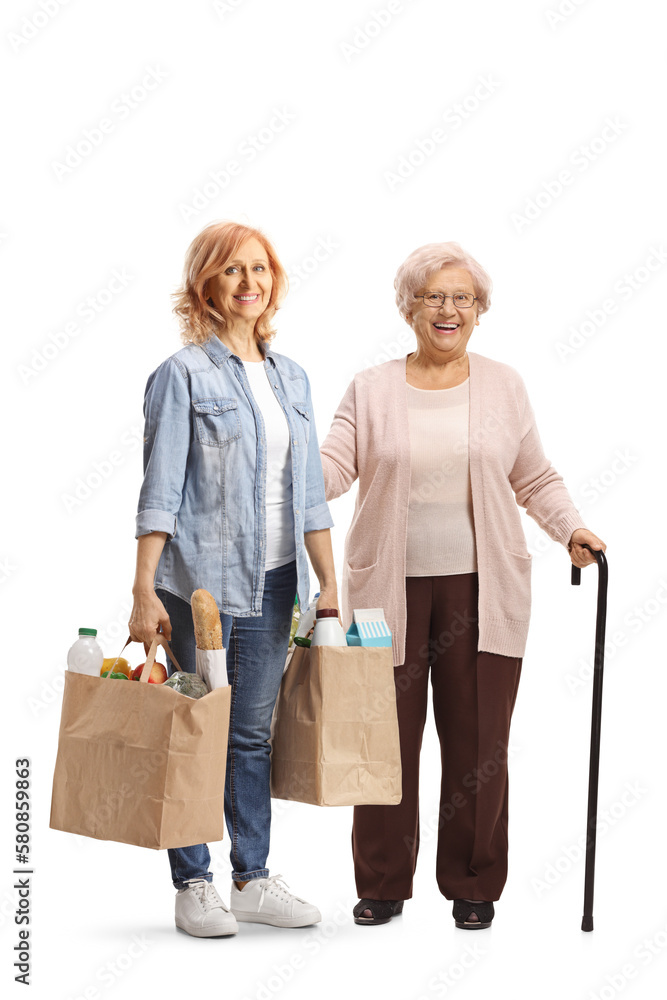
[{"xmin": 394, "ymin": 242, "xmax": 492, "ymax": 322}]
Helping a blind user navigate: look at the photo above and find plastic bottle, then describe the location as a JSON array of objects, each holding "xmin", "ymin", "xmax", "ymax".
[
  {"xmin": 295, "ymin": 592, "xmax": 320, "ymax": 640},
  {"xmin": 67, "ymin": 628, "xmax": 104, "ymax": 676},
  {"xmin": 310, "ymin": 609, "xmax": 347, "ymax": 647},
  {"xmin": 288, "ymin": 596, "xmax": 300, "ymax": 648}
]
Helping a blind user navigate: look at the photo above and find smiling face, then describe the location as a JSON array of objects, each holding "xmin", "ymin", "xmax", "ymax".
[
  {"xmin": 205, "ymin": 236, "xmax": 273, "ymax": 325},
  {"xmin": 408, "ymin": 265, "xmax": 480, "ymax": 359}
]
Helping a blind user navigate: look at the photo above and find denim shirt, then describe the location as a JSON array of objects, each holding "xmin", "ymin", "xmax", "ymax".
[{"xmin": 135, "ymin": 335, "xmax": 333, "ymax": 615}]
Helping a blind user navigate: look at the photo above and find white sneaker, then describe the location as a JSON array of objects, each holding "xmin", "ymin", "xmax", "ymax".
[
  {"xmin": 230, "ymin": 874, "xmax": 321, "ymax": 927},
  {"xmin": 175, "ymin": 878, "xmax": 238, "ymax": 937}
]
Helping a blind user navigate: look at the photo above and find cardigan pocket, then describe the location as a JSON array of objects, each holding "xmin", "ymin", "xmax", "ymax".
[
  {"xmin": 499, "ymin": 549, "xmax": 532, "ymax": 620},
  {"xmin": 347, "ymin": 559, "xmax": 379, "ymax": 574},
  {"xmin": 346, "ymin": 561, "xmax": 381, "ymax": 612},
  {"xmin": 504, "ymin": 548, "xmax": 532, "ymax": 562}
]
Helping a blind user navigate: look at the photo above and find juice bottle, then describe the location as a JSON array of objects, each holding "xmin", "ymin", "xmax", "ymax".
[
  {"xmin": 67, "ymin": 628, "xmax": 104, "ymax": 676},
  {"xmin": 310, "ymin": 609, "xmax": 347, "ymax": 647}
]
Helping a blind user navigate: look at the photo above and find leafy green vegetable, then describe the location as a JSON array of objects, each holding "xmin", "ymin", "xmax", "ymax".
[{"xmin": 163, "ymin": 673, "xmax": 209, "ymax": 699}]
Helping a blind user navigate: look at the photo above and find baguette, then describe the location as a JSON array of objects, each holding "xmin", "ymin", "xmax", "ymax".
[{"xmin": 191, "ymin": 589, "xmax": 223, "ymax": 650}]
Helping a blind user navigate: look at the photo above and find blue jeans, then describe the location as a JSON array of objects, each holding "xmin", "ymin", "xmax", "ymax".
[{"xmin": 156, "ymin": 558, "xmax": 297, "ymax": 889}]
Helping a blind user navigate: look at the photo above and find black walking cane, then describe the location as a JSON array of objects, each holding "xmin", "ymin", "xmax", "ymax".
[{"xmin": 571, "ymin": 542, "xmax": 608, "ymax": 932}]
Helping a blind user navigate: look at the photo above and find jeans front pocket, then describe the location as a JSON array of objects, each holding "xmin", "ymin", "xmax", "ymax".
[{"xmin": 192, "ymin": 397, "xmax": 241, "ymax": 447}]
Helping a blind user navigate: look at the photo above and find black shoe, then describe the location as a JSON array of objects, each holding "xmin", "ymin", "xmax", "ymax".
[
  {"xmin": 353, "ymin": 898, "xmax": 404, "ymax": 925},
  {"xmin": 452, "ymin": 898, "xmax": 495, "ymax": 929}
]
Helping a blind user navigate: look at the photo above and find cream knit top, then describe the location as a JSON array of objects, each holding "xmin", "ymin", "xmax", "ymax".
[
  {"xmin": 321, "ymin": 353, "xmax": 588, "ymax": 664},
  {"xmin": 405, "ymin": 378, "xmax": 478, "ymax": 576}
]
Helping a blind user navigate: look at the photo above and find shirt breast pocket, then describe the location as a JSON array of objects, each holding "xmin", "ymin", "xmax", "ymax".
[
  {"xmin": 292, "ymin": 402, "xmax": 311, "ymax": 445},
  {"xmin": 192, "ymin": 398, "xmax": 241, "ymax": 447}
]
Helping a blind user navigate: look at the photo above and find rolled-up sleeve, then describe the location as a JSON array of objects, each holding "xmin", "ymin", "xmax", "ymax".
[
  {"xmin": 302, "ymin": 371, "xmax": 334, "ymax": 533},
  {"xmin": 135, "ymin": 357, "xmax": 191, "ymax": 539}
]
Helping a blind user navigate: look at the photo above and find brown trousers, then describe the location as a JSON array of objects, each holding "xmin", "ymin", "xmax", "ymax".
[{"xmin": 352, "ymin": 573, "xmax": 522, "ymax": 902}]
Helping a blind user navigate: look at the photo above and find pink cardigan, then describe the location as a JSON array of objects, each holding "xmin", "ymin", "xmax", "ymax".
[{"xmin": 319, "ymin": 352, "xmax": 587, "ymax": 665}]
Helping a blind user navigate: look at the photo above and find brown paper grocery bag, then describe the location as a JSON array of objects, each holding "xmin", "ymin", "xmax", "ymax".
[
  {"xmin": 270, "ymin": 644, "xmax": 402, "ymax": 806},
  {"xmin": 49, "ymin": 634, "xmax": 231, "ymax": 850}
]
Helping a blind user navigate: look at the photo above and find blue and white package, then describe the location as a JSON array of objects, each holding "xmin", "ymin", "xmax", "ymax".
[{"xmin": 346, "ymin": 608, "xmax": 392, "ymax": 647}]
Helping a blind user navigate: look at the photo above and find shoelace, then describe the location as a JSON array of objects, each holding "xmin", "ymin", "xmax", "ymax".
[
  {"xmin": 184, "ymin": 878, "xmax": 226, "ymax": 912},
  {"xmin": 257, "ymin": 874, "xmax": 305, "ymax": 912}
]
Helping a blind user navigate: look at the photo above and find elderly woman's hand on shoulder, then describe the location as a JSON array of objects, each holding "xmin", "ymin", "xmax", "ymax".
[{"xmin": 568, "ymin": 528, "xmax": 606, "ymax": 568}]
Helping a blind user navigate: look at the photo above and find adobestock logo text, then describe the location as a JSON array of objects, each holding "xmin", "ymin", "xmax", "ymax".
[{"xmin": 18, "ymin": 269, "xmax": 133, "ymax": 384}]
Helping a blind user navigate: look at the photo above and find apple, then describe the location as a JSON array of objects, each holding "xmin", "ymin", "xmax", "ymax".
[{"xmin": 131, "ymin": 661, "xmax": 168, "ymax": 684}]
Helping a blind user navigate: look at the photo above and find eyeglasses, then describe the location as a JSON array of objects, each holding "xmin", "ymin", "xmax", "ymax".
[{"xmin": 414, "ymin": 292, "xmax": 477, "ymax": 308}]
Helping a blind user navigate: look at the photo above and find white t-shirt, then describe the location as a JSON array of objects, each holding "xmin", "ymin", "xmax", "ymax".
[
  {"xmin": 405, "ymin": 378, "xmax": 477, "ymax": 576},
  {"xmin": 242, "ymin": 361, "xmax": 296, "ymax": 571}
]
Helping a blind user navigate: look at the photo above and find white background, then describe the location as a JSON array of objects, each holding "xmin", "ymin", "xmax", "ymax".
[{"xmin": 2, "ymin": 1, "xmax": 666, "ymax": 998}]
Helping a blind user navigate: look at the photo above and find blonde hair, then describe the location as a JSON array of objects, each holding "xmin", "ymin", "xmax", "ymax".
[
  {"xmin": 394, "ymin": 242, "xmax": 492, "ymax": 322},
  {"xmin": 172, "ymin": 221, "xmax": 289, "ymax": 350}
]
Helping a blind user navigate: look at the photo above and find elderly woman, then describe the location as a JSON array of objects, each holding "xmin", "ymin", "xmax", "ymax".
[
  {"xmin": 129, "ymin": 221, "xmax": 339, "ymax": 937},
  {"xmin": 319, "ymin": 242, "xmax": 605, "ymax": 930}
]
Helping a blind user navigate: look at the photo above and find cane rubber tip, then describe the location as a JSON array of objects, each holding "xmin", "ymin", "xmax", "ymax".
[{"xmin": 581, "ymin": 915, "xmax": 594, "ymax": 932}]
